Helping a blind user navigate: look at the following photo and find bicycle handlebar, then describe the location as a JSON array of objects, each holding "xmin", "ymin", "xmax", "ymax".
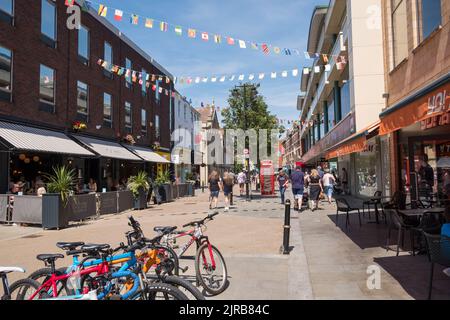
[{"xmin": 182, "ymin": 212, "xmax": 219, "ymax": 228}]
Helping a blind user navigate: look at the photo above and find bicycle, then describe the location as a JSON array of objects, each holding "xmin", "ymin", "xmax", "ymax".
[
  {"xmin": 158, "ymin": 212, "xmax": 228, "ymax": 295},
  {"xmin": 1, "ymin": 267, "xmax": 39, "ymax": 300}
]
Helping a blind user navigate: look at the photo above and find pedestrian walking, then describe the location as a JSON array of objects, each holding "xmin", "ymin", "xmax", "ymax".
[
  {"xmin": 208, "ymin": 170, "xmax": 222, "ymax": 210},
  {"xmin": 237, "ymin": 170, "xmax": 246, "ymax": 196},
  {"xmin": 277, "ymin": 169, "xmax": 289, "ymax": 204},
  {"xmin": 307, "ymin": 169, "xmax": 323, "ymax": 211},
  {"xmin": 290, "ymin": 166, "xmax": 305, "ymax": 211},
  {"xmin": 322, "ymin": 168, "xmax": 336, "ymax": 204},
  {"xmin": 222, "ymin": 171, "xmax": 234, "ymax": 212}
]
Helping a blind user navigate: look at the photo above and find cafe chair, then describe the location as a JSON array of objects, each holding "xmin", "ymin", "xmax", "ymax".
[
  {"xmin": 423, "ymin": 232, "xmax": 450, "ymax": 300},
  {"xmin": 335, "ymin": 198, "xmax": 362, "ymax": 230},
  {"xmin": 385, "ymin": 209, "xmax": 417, "ymax": 256},
  {"xmin": 411, "ymin": 212, "xmax": 442, "ymax": 254},
  {"xmin": 362, "ymin": 191, "xmax": 382, "ymax": 221}
]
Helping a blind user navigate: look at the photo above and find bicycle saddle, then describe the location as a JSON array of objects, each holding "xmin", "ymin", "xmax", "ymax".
[
  {"xmin": 81, "ymin": 243, "xmax": 110, "ymax": 252},
  {"xmin": 36, "ymin": 254, "xmax": 65, "ymax": 263},
  {"xmin": 56, "ymin": 242, "xmax": 85, "ymax": 251},
  {"xmin": 0, "ymin": 266, "xmax": 25, "ymax": 274},
  {"xmin": 153, "ymin": 226, "xmax": 177, "ymax": 234}
]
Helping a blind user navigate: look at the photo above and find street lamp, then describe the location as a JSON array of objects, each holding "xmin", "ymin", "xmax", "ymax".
[{"xmin": 233, "ymin": 84, "xmax": 257, "ymax": 201}]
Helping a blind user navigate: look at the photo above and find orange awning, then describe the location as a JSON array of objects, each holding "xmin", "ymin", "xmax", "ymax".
[
  {"xmin": 325, "ymin": 121, "xmax": 380, "ymax": 160},
  {"xmin": 379, "ymin": 78, "xmax": 449, "ymax": 135}
]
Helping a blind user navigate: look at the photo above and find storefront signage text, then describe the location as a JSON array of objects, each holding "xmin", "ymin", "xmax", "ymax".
[
  {"xmin": 421, "ymin": 111, "xmax": 450, "ymax": 130},
  {"xmin": 427, "ymin": 89, "xmax": 449, "ymax": 115}
]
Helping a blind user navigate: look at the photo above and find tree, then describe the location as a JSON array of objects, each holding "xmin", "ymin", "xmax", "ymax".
[{"xmin": 221, "ymin": 83, "xmax": 283, "ymax": 171}]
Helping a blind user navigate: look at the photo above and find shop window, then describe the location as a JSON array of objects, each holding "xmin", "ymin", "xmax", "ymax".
[
  {"xmin": 77, "ymin": 81, "xmax": 88, "ymax": 121},
  {"xmin": 417, "ymin": 0, "xmax": 441, "ymax": 41},
  {"xmin": 0, "ymin": 45, "xmax": 12, "ymax": 101},
  {"xmin": 41, "ymin": 0, "xmax": 56, "ymax": 48},
  {"xmin": 39, "ymin": 64, "xmax": 55, "ymax": 112},
  {"xmin": 103, "ymin": 92, "xmax": 112, "ymax": 128},
  {"xmin": 125, "ymin": 101, "xmax": 132, "ymax": 133},
  {"xmin": 125, "ymin": 58, "xmax": 132, "ymax": 88},
  {"xmin": 355, "ymin": 149, "xmax": 378, "ymax": 197},
  {"xmin": 391, "ymin": 0, "xmax": 408, "ymax": 67},
  {"xmin": 0, "ymin": 0, "xmax": 13, "ymax": 24},
  {"xmin": 141, "ymin": 108, "xmax": 147, "ymax": 133},
  {"xmin": 78, "ymin": 25, "xmax": 90, "ymax": 65}
]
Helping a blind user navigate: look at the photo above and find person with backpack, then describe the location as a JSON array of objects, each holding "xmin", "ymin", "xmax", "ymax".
[{"xmin": 222, "ymin": 171, "xmax": 235, "ymax": 212}]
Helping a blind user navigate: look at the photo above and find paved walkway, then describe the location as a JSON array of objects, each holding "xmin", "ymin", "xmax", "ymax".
[{"xmin": 0, "ymin": 186, "xmax": 449, "ymax": 299}]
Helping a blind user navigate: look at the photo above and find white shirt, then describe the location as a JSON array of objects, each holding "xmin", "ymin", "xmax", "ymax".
[{"xmin": 322, "ymin": 173, "xmax": 335, "ymax": 187}]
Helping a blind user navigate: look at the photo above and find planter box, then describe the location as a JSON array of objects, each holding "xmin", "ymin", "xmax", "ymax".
[
  {"xmin": 42, "ymin": 193, "xmax": 69, "ymax": 230},
  {"xmin": 158, "ymin": 184, "xmax": 173, "ymax": 203},
  {"xmin": 133, "ymin": 188, "xmax": 148, "ymax": 210}
]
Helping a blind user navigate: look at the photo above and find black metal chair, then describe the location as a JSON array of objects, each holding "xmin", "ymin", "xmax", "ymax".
[
  {"xmin": 385, "ymin": 209, "xmax": 418, "ymax": 256},
  {"xmin": 423, "ymin": 232, "xmax": 450, "ymax": 300},
  {"xmin": 411, "ymin": 212, "xmax": 442, "ymax": 254},
  {"xmin": 363, "ymin": 191, "xmax": 382, "ymax": 221},
  {"xmin": 335, "ymin": 198, "xmax": 362, "ymax": 230}
]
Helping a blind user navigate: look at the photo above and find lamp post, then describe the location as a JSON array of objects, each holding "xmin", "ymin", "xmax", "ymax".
[{"xmin": 233, "ymin": 84, "xmax": 257, "ymax": 201}]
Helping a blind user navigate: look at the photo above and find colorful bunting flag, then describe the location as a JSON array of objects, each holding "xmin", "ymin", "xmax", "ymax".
[
  {"xmin": 282, "ymin": 71, "xmax": 288, "ymax": 78},
  {"xmin": 262, "ymin": 44, "xmax": 269, "ymax": 55},
  {"xmin": 229, "ymin": 75, "xmax": 235, "ymax": 81},
  {"xmin": 238, "ymin": 40, "xmax": 246, "ymax": 49},
  {"xmin": 304, "ymin": 52, "xmax": 311, "ymax": 59},
  {"xmin": 273, "ymin": 47, "xmax": 281, "ymax": 54},
  {"xmin": 114, "ymin": 9, "xmax": 123, "ymax": 21},
  {"xmin": 175, "ymin": 26, "xmax": 182, "ymax": 36},
  {"xmin": 145, "ymin": 18, "xmax": 153, "ymax": 28},
  {"xmin": 214, "ymin": 35, "xmax": 222, "ymax": 44},
  {"xmin": 292, "ymin": 69, "xmax": 299, "ymax": 77},
  {"xmin": 227, "ymin": 37, "xmax": 235, "ymax": 45},
  {"xmin": 258, "ymin": 73, "xmax": 265, "ymax": 80},
  {"xmin": 195, "ymin": 77, "xmax": 200, "ymax": 83},
  {"xmin": 98, "ymin": 4, "xmax": 107, "ymax": 17},
  {"xmin": 201, "ymin": 32, "xmax": 209, "ymax": 41},
  {"xmin": 271, "ymin": 72, "xmax": 277, "ymax": 79},
  {"xmin": 188, "ymin": 29, "xmax": 196, "ymax": 38},
  {"xmin": 325, "ymin": 64, "xmax": 331, "ymax": 72},
  {"xmin": 249, "ymin": 74, "xmax": 255, "ymax": 80},
  {"xmin": 65, "ymin": 0, "xmax": 74, "ymax": 6},
  {"xmin": 238, "ymin": 75, "xmax": 244, "ymax": 81},
  {"xmin": 284, "ymin": 48, "xmax": 292, "ymax": 55},
  {"xmin": 251, "ymin": 43, "xmax": 258, "ymax": 50},
  {"xmin": 81, "ymin": 0, "xmax": 91, "ymax": 12},
  {"xmin": 303, "ymin": 68, "xmax": 310, "ymax": 75},
  {"xmin": 211, "ymin": 77, "xmax": 217, "ymax": 83},
  {"xmin": 160, "ymin": 22, "xmax": 168, "ymax": 32},
  {"xmin": 322, "ymin": 54, "xmax": 329, "ymax": 63},
  {"xmin": 131, "ymin": 14, "xmax": 139, "ymax": 25},
  {"xmin": 219, "ymin": 76, "xmax": 226, "ymax": 82},
  {"xmin": 314, "ymin": 66, "xmax": 321, "ymax": 73}
]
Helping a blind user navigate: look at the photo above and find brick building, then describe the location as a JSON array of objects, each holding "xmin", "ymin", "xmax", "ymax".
[
  {"xmin": 0, "ymin": 0, "xmax": 173, "ymax": 193},
  {"xmin": 379, "ymin": 0, "xmax": 450, "ymax": 202}
]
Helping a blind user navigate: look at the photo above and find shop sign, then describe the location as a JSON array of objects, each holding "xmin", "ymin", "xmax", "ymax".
[
  {"xmin": 421, "ymin": 111, "xmax": 450, "ymax": 130},
  {"xmin": 427, "ymin": 89, "xmax": 449, "ymax": 115}
]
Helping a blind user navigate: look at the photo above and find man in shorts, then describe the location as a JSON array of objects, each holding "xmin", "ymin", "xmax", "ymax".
[{"xmin": 290, "ymin": 166, "xmax": 305, "ymax": 211}]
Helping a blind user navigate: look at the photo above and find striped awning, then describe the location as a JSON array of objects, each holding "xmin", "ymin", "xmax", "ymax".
[
  {"xmin": 72, "ymin": 135, "xmax": 142, "ymax": 161},
  {"xmin": 0, "ymin": 121, "xmax": 94, "ymax": 156},
  {"xmin": 125, "ymin": 145, "xmax": 170, "ymax": 163}
]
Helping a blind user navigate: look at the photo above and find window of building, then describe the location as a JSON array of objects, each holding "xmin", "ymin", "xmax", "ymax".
[
  {"xmin": 76, "ymin": 81, "xmax": 88, "ymax": 120},
  {"xmin": 141, "ymin": 109, "xmax": 147, "ymax": 132},
  {"xmin": 178, "ymin": 101, "xmax": 181, "ymax": 118},
  {"xmin": 340, "ymin": 80, "xmax": 351, "ymax": 118},
  {"xmin": 39, "ymin": 64, "xmax": 55, "ymax": 106},
  {"xmin": 418, "ymin": 0, "xmax": 441, "ymax": 41},
  {"xmin": 103, "ymin": 92, "xmax": 112, "ymax": 128},
  {"xmin": 125, "ymin": 101, "xmax": 132, "ymax": 132},
  {"xmin": 155, "ymin": 80, "xmax": 161, "ymax": 103},
  {"xmin": 41, "ymin": 0, "xmax": 56, "ymax": 47},
  {"xmin": 141, "ymin": 69, "xmax": 147, "ymax": 95},
  {"xmin": 103, "ymin": 42, "xmax": 113, "ymax": 78},
  {"xmin": 327, "ymin": 91, "xmax": 335, "ymax": 131},
  {"xmin": 0, "ymin": 0, "xmax": 13, "ymax": 24},
  {"xmin": 184, "ymin": 104, "xmax": 188, "ymax": 119},
  {"xmin": 319, "ymin": 114, "xmax": 325, "ymax": 139},
  {"xmin": 0, "ymin": 45, "xmax": 12, "ymax": 101},
  {"xmin": 391, "ymin": 0, "xmax": 408, "ymax": 67},
  {"xmin": 125, "ymin": 58, "xmax": 132, "ymax": 88},
  {"xmin": 78, "ymin": 25, "xmax": 89, "ymax": 65},
  {"xmin": 155, "ymin": 115, "xmax": 160, "ymax": 140}
]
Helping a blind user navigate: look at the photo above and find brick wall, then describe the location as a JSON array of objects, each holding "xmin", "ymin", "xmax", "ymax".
[{"xmin": 0, "ymin": 0, "xmax": 173, "ymax": 149}]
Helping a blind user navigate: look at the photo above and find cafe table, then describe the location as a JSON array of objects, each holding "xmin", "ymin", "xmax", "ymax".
[{"xmin": 398, "ymin": 207, "xmax": 445, "ymax": 218}]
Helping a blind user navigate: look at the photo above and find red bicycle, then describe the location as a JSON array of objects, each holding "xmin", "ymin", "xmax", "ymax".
[{"xmin": 157, "ymin": 212, "xmax": 228, "ymax": 295}]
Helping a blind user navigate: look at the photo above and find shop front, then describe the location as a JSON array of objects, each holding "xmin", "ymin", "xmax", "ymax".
[{"xmin": 379, "ymin": 73, "xmax": 449, "ymax": 202}]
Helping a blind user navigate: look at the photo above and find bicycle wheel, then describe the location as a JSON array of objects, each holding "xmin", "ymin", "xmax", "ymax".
[
  {"xmin": 131, "ymin": 283, "xmax": 188, "ymax": 300},
  {"xmin": 147, "ymin": 275, "xmax": 205, "ymax": 300},
  {"xmin": 152, "ymin": 245, "xmax": 179, "ymax": 276},
  {"xmin": 195, "ymin": 243, "xmax": 228, "ymax": 295},
  {"xmin": 8, "ymin": 278, "xmax": 41, "ymax": 300},
  {"xmin": 28, "ymin": 267, "xmax": 70, "ymax": 296}
]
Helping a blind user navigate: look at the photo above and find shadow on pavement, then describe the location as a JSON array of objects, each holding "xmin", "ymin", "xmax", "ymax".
[{"xmin": 374, "ymin": 255, "xmax": 450, "ymax": 300}]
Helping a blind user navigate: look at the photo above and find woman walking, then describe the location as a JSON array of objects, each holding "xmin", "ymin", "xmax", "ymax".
[
  {"xmin": 322, "ymin": 169, "xmax": 336, "ymax": 204},
  {"xmin": 277, "ymin": 169, "xmax": 289, "ymax": 204},
  {"xmin": 222, "ymin": 171, "xmax": 234, "ymax": 212},
  {"xmin": 307, "ymin": 169, "xmax": 323, "ymax": 211},
  {"xmin": 208, "ymin": 170, "xmax": 222, "ymax": 210}
]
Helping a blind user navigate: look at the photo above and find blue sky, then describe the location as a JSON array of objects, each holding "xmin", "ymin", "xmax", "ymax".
[{"xmin": 91, "ymin": 0, "xmax": 323, "ymax": 125}]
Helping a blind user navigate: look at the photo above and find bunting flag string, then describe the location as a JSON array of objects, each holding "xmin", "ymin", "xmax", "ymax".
[{"xmin": 72, "ymin": 0, "xmax": 347, "ymax": 59}]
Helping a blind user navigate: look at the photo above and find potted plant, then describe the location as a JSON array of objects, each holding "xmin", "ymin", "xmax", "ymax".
[
  {"xmin": 42, "ymin": 166, "xmax": 76, "ymax": 229},
  {"xmin": 123, "ymin": 134, "xmax": 136, "ymax": 145},
  {"xmin": 127, "ymin": 171, "xmax": 150, "ymax": 210},
  {"xmin": 154, "ymin": 170, "xmax": 171, "ymax": 203},
  {"xmin": 72, "ymin": 121, "xmax": 87, "ymax": 133}
]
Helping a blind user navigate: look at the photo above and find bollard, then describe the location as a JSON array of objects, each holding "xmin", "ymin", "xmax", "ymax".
[
  {"xmin": 282, "ymin": 199, "xmax": 291, "ymax": 254},
  {"xmin": 230, "ymin": 192, "xmax": 233, "ymax": 206},
  {"xmin": 201, "ymin": 182, "xmax": 205, "ymax": 193}
]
